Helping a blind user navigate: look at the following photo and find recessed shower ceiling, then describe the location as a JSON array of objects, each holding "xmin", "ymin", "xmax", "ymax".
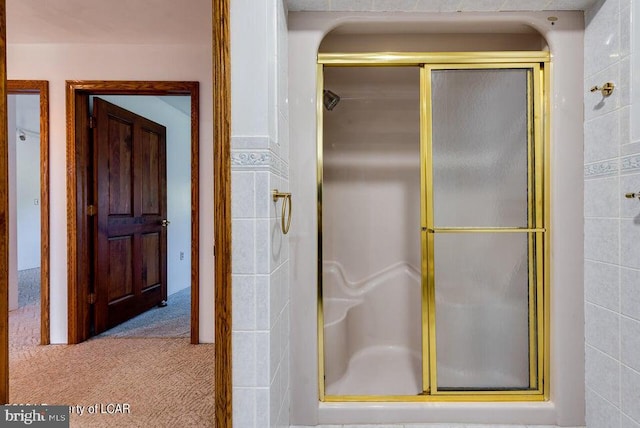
[
  {"xmin": 287, "ymin": 0, "xmax": 599, "ymax": 12},
  {"xmin": 6, "ymin": 0, "xmax": 211, "ymax": 44}
]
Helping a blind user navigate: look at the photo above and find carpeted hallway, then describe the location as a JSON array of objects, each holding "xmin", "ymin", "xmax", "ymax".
[{"xmin": 9, "ymin": 269, "xmax": 215, "ymax": 427}]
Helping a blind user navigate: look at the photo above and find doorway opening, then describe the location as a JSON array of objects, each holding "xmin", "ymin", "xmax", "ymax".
[
  {"xmin": 66, "ymin": 80, "xmax": 200, "ymax": 344},
  {"xmin": 7, "ymin": 80, "xmax": 49, "ymax": 347}
]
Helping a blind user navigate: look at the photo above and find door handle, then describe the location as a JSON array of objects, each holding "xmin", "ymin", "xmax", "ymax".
[{"xmin": 161, "ymin": 219, "xmax": 171, "ymax": 227}]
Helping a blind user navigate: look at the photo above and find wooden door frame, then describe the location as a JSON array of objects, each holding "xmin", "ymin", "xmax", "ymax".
[
  {"xmin": 7, "ymin": 80, "xmax": 50, "ymax": 346},
  {"xmin": 65, "ymin": 81, "xmax": 200, "ymax": 344},
  {"xmin": 214, "ymin": 0, "xmax": 232, "ymax": 424},
  {"xmin": 1, "ymin": 0, "xmax": 9, "ymax": 403}
]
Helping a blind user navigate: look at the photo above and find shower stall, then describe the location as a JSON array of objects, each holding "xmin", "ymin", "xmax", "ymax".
[{"xmin": 318, "ymin": 52, "xmax": 549, "ymax": 401}]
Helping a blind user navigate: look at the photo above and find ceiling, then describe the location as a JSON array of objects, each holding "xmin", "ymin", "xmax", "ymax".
[
  {"xmin": 5, "ymin": 0, "xmax": 598, "ymax": 45},
  {"xmin": 287, "ymin": 0, "xmax": 599, "ymax": 12},
  {"xmin": 160, "ymin": 96, "xmax": 191, "ymax": 116},
  {"xmin": 6, "ymin": 0, "xmax": 211, "ymax": 44}
]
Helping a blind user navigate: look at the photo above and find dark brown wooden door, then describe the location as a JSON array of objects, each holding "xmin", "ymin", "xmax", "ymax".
[{"xmin": 93, "ymin": 97, "xmax": 167, "ymax": 334}]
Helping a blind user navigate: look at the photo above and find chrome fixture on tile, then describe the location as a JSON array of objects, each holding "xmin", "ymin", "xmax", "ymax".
[
  {"xmin": 590, "ymin": 82, "xmax": 615, "ymax": 97},
  {"xmin": 625, "ymin": 192, "xmax": 640, "ymax": 200},
  {"xmin": 272, "ymin": 189, "xmax": 292, "ymax": 234}
]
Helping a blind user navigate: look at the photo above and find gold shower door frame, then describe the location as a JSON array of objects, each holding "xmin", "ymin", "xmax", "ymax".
[{"xmin": 317, "ymin": 52, "xmax": 551, "ymax": 403}]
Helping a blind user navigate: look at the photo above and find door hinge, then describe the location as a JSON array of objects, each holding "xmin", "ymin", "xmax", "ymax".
[
  {"xmin": 88, "ymin": 293, "xmax": 96, "ymax": 305},
  {"xmin": 89, "ymin": 116, "xmax": 96, "ymax": 129},
  {"xmin": 87, "ymin": 205, "xmax": 96, "ymax": 216}
]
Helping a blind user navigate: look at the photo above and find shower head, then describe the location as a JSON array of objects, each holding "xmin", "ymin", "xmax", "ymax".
[{"xmin": 323, "ymin": 89, "xmax": 340, "ymax": 111}]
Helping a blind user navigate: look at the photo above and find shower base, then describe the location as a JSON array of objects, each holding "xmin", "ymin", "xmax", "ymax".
[{"xmin": 326, "ymin": 345, "xmax": 421, "ymax": 396}]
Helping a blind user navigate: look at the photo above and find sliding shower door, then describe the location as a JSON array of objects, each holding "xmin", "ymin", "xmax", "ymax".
[
  {"xmin": 422, "ymin": 64, "xmax": 546, "ymax": 397},
  {"xmin": 317, "ymin": 53, "xmax": 549, "ymax": 402},
  {"xmin": 319, "ymin": 66, "xmax": 423, "ymax": 399}
]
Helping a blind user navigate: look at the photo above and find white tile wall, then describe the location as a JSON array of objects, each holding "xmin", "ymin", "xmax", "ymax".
[
  {"xmin": 623, "ymin": 415, "xmax": 640, "ymax": 428},
  {"xmin": 621, "ymin": 366, "xmax": 640, "ymax": 422},
  {"xmin": 548, "ymin": 0, "xmax": 598, "ymax": 8},
  {"xmin": 620, "ymin": 317, "xmax": 640, "ymax": 372},
  {"xmin": 584, "ymin": 176, "xmax": 618, "ymax": 217},
  {"xmin": 330, "ymin": 0, "xmax": 375, "ymax": 11},
  {"xmin": 459, "ymin": 0, "xmax": 506, "ymax": 11},
  {"xmin": 584, "ymin": 111, "xmax": 619, "ymax": 163},
  {"xmin": 584, "ymin": 0, "xmax": 640, "ymax": 427},
  {"xmin": 586, "ymin": 344, "xmax": 621, "ymax": 405},
  {"xmin": 585, "ymin": 260, "xmax": 620, "ymax": 311},
  {"xmin": 621, "ymin": 268, "xmax": 640, "ymax": 321},
  {"xmin": 230, "ymin": 0, "xmax": 269, "ymax": 136},
  {"xmin": 632, "ymin": 0, "xmax": 640, "ymax": 143},
  {"xmin": 372, "ymin": 0, "xmax": 420, "ymax": 11},
  {"xmin": 585, "ymin": 387, "xmax": 621, "ymax": 428},
  {"xmin": 584, "ymin": 218, "xmax": 619, "ymax": 264},
  {"xmin": 621, "ymin": 219, "xmax": 640, "ymax": 269},
  {"xmin": 500, "ymin": 0, "xmax": 553, "ymax": 11},
  {"xmin": 231, "ymin": 0, "xmax": 291, "ymax": 427},
  {"xmin": 585, "ymin": 303, "xmax": 620, "ymax": 358}
]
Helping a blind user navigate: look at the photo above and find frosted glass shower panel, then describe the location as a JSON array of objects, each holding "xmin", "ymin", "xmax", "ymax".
[
  {"xmin": 434, "ymin": 233, "xmax": 531, "ymax": 390},
  {"xmin": 431, "ymin": 69, "xmax": 530, "ymax": 228},
  {"xmin": 321, "ymin": 67, "xmax": 422, "ymax": 397}
]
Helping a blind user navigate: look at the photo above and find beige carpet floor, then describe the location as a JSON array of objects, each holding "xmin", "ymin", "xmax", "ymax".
[{"xmin": 8, "ymin": 280, "xmax": 215, "ymax": 427}]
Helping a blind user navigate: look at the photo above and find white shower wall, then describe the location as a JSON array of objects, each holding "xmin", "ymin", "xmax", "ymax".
[{"xmin": 323, "ymin": 67, "xmax": 421, "ymax": 278}]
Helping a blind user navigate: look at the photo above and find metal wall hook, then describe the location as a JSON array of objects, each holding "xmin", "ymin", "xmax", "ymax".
[
  {"xmin": 625, "ymin": 192, "xmax": 640, "ymax": 200},
  {"xmin": 272, "ymin": 189, "xmax": 292, "ymax": 234},
  {"xmin": 590, "ymin": 82, "xmax": 615, "ymax": 97}
]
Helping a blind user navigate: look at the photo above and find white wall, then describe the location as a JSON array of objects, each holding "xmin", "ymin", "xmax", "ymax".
[
  {"xmin": 8, "ymin": 95, "xmax": 18, "ymax": 311},
  {"xmin": 93, "ymin": 95, "xmax": 191, "ymax": 297},
  {"xmin": 15, "ymin": 94, "xmax": 41, "ymax": 271},
  {"xmin": 583, "ymin": 1, "xmax": 640, "ymax": 427},
  {"xmin": 7, "ymin": 42, "xmax": 214, "ymax": 343}
]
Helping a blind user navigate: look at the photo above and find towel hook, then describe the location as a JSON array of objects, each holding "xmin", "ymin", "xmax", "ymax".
[
  {"xmin": 590, "ymin": 82, "xmax": 615, "ymax": 97},
  {"xmin": 625, "ymin": 192, "xmax": 640, "ymax": 200},
  {"xmin": 272, "ymin": 189, "xmax": 292, "ymax": 234}
]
